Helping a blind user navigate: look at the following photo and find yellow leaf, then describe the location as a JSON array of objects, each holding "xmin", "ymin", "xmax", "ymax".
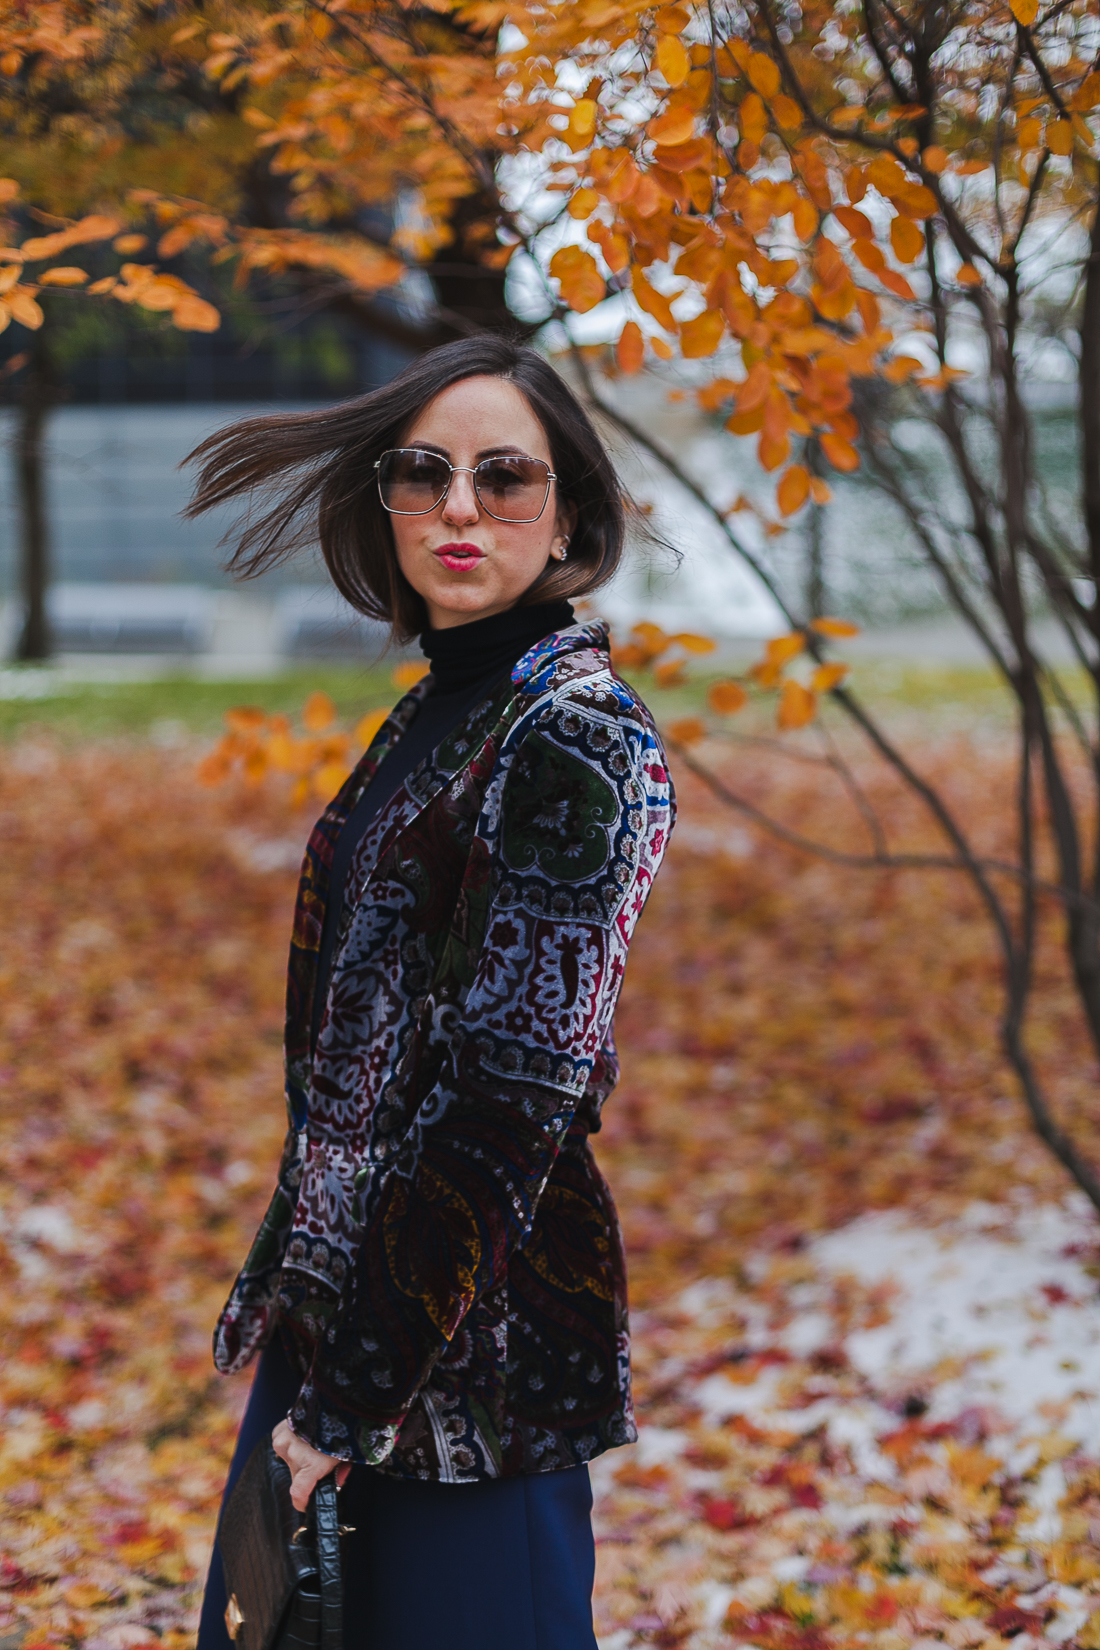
[
  {"xmin": 64, "ymin": 1582, "xmax": 111, "ymax": 1608},
  {"xmin": 667, "ymin": 716, "xmax": 706, "ymax": 744},
  {"xmin": 225, "ymin": 705, "xmax": 267, "ymax": 733},
  {"xmin": 884, "ymin": 355, "xmax": 923, "ymax": 384},
  {"xmin": 632, "ymin": 621, "xmax": 669, "ymax": 654},
  {"xmin": 8, "ymin": 290, "xmax": 43, "ymax": 329},
  {"xmin": 766, "ymin": 632, "xmax": 806, "ymax": 666},
  {"xmin": 740, "ymin": 91, "xmax": 768, "ymax": 144},
  {"xmin": 570, "ymin": 99, "xmax": 598, "ymax": 138},
  {"xmin": 809, "ymin": 616, "xmax": 860, "ymax": 637},
  {"xmin": 1077, "ymin": 1611, "xmax": 1100, "ymax": 1650},
  {"xmin": 656, "ymin": 35, "xmax": 690, "ymax": 89},
  {"xmin": 672, "ymin": 632, "xmax": 717, "ymax": 654},
  {"xmin": 632, "ymin": 267, "xmax": 678, "ymax": 331},
  {"xmin": 172, "ymin": 295, "xmax": 221, "ymax": 332},
  {"xmin": 708, "ymin": 679, "xmax": 748, "ymax": 714},
  {"xmin": 812, "ymin": 662, "xmax": 850, "ymax": 691},
  {"xmin": 617, "ymin": 320, "xmax": 645, "ymax": 374},
  {"xmin": 392, "ymin": 660, "xmax": 430, "ymax": 690},
  {"xmin": 891, "ymin": 216, "xmax": 924, "ymax": 262},
  {"xmin": 302, "ymin": 691, "xmax": 337, "ymax": 731},
  {"xmin": 355, "ymin": 707, "xmax": 389, "ymax": 747},
  {"xmin": 654, "ymin": 659, "xmax": 686, "ymax": 687},
  {"xmin": 313, "ymin": 761, "xmax": 350, "ymax": 800},
  {"xmin": 1018, "ymin": 116, "xmax": 1043, "ymax": 149},
  {"xmin": 747, "ymin": 53, "xmax": 780, "ymax": 99},
  {"xmin": 1047, "ymin": 120, "xmax": 1073, "ymax": 155},
  {"xmin": 776, "ymin": 464, "xmax": 811, "ymax": 516},
  {"xmin": 0, "ymin": 177, "xmax": 19, "ymax": 202},
  {"xmin": 680, "ymin": 308, "xmax": 724, "ymax": 358},
  {"xmin": 923, "ymin": 144, "xmax": 949, "ymax": 172},
  {"xmin": 773, "ymin": 94, "xmax": 802, "ymax": 130},
  {"xmin": 549, "ymin": 245, "xmax": 605, "ymax": 314},
  {"xmin": 38, "ymin": 266, "xmax": 88, "ymax": 286},
  {"xmin": 820, "ymin": 432, "xmax": 859, "ymax": 472},
  {"xmin": 778, "ymin": 680, "xmax": 817, "ymax": 729},
  {"xmin": 567, "ymin": 187, "xmax": 599, "ymax": 219},
  {"xmin": 1010, "ymin": 0, "xmax": 1038, "ymax": 23},
  {"xmin": 648, "ymin": 106, "xmax": 696, "ymax": 145},
  {"xmin": 810, "ymin": 477, "xmax": 832, "ymax": 505},
  {"xmin": 956, "ymin": 262, "xmax": 981, "ymax": 287},
  {"xmin": 113, "ymin": 233, "xmax": 147, "ymax": 254}
]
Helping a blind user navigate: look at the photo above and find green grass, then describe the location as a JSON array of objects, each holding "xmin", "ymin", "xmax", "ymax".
[
  {"xmin": 0, "ymin": 665, "xmax": 402, "ymax": 743},
  {"xmin": 0, "ymin": 654, "xmax": 1068, "ymax": 745}
]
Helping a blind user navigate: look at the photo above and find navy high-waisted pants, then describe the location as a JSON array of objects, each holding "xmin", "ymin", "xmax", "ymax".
[{"xmin": 196, "ymin": 1334, "xmax": 599, "ymax": 1650}]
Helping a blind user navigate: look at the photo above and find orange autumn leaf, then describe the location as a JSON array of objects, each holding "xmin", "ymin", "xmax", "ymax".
[
  {"xmin": 820, "ymin": 432, "xmax": 860, "ymax": 473},
  {"xmin": 654, "ymin": 658, "xmax": 687, "ymax": 688},
  {"xmin": 890, "ymin": 215, "xmax": 924, "ymax": 263},
  {"xmin": 656, "ymin": 35, "xmax": 690, "ymax": 88},
  {"xmin": 549, "ymin": 245, "xmax": 605, "ymax": 313},
  {"xmin": 302, "ymin": 691, "xmax": 337, "ymax": 731},
  {"xmin": 392, "ymin": 661, "xmax": 430, "ymax": 690},
  {"xmin": 667, "ymin": 715, "xmax": 706, "ymax": 743},
  {"xmin": 707, "ymin": 679, "xmax": 748, "ymax": 714},
  {"xmin": 811, "ymin": 661, "xmax": 850, "ymax": 691},
  {"xmin": 355, "ymin": 707, "xmax": 389, "ymax": 747},
  {"xmin": 809, "ymin": 616, "xmax": 861, "ymax": 636},
  {"xmin": 777, "ymin": 463, "xmax": 811, "ymax": 515},
  {"xmin": 777, "ymin": 679, "xmax": 817, "ymax": 728},
  {"xmin": 766, "ymin": 632, "xmax": 807, "ymax": 666},
  {"xmin": 313, "ymin": 760, "xmax": 351, "ymax": 799},
  {"xmin": 632, "ymin": 266, "xmax": 679, "ymax": 332},
  {"xmin": 679, "ymin": 307, "xmax": 725, "ymax": 358},
  {"xmin": 616, "ymin": 320, "xmax": 645, "ymax": 373},
  {"xmin": 672, "ymin": 632, "xmax": 717, "ymax": 654}
]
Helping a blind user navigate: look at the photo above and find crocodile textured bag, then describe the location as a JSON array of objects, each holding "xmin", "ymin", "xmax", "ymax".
[{"xmin": 217, "ymin": 1437, "xmax": 344, "ymax": 1650}]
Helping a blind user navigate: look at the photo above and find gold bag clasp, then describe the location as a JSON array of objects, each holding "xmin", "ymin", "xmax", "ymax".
[{"xmin": 225, "ymin": 1593, "xmax": 245, "ymax": 1641}]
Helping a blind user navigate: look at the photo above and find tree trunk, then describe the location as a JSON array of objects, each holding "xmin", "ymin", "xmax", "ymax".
[{"xmin": 14, "ymin": 341, "xmax": 54, "ymax": 663}]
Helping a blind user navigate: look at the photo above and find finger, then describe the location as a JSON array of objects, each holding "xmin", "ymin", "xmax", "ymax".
[{"xmin": 289, "ymin": 1460, "xmax": 328, "ymax": 1513}]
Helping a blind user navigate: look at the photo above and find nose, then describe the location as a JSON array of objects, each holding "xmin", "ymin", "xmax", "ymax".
[{"xmin": 441, "ymin": 468, "xmax": 479, "ymax": 526}]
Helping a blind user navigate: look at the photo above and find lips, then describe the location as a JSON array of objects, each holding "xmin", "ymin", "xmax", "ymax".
[{"xmin": 434, "ymin": 542, "xmax": 485, "ymax": 571}]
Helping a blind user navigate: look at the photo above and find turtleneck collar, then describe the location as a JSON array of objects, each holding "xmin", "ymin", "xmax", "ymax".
[{"xmin": 419, "ymin": 600, "xmax": 575, "ymax": 697}]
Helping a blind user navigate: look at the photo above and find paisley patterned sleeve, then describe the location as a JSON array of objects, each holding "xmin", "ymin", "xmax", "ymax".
[{"xmin": 288, "ymin": 681, "xmax": 673, "ymax": 1465}]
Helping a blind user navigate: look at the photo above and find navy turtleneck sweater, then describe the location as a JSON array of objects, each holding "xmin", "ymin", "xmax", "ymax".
[{"xmin": 310, "ymin": 599, "xmax": 575, "ymax": 1050}]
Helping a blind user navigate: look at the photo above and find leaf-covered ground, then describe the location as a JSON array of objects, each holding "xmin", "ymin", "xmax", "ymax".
[{"xmin": 0, "ymin": 727, "xmax": 1098, "ymax": 1650}]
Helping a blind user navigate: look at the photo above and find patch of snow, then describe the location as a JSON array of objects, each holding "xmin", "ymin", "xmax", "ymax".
[
  {"xmin": 633, "ymin": 1426, "xmax": 690, "ymax": 1467},
  {"xmin": 809, "ymin": 1202, "xmax": 1100, "ymax": 1447}
]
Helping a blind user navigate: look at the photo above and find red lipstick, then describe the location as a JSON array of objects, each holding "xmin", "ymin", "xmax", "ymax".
[{"xmin": 435, "ymin": 542, "xmax": 485, "ymax": 571}]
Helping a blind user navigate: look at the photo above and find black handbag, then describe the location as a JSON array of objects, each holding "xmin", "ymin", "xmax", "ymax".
[{"xmin": 217, "ymin": 1437, "xmax": 346, "ymax": 1650}]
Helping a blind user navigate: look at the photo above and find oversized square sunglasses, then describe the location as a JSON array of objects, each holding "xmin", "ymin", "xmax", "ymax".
[{"xmin": 374, "ymin": 448, "xmax": 556, "ymax": 524}]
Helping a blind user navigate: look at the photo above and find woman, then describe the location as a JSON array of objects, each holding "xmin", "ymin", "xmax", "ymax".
[{"xmin": 190, "ymin": 336, "xmax": 674, "ymax": 1650}]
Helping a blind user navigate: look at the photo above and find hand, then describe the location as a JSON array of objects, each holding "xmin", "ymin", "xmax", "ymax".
[{"xmin": 272, "ymin": 1419, "xmax": 351, "ymax": 1513}]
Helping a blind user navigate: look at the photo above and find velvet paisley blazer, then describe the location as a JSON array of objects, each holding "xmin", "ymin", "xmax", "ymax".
[{"xmin": 213, "ymin": 620, "xmax": 675, "ymax": 1482}]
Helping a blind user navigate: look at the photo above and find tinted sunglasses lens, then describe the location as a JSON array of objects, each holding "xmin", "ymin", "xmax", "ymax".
[
  {"xmin": 378, "ymin": 451, "xmax": 450, "ymax": 513},
  {"xmin": 474, "ymin": 457, "xmax": 550, "ymax": 521}
]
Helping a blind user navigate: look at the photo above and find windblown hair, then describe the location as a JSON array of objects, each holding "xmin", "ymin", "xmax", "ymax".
[{"xmin": 183, "ymin": 336, "xmax": 627, "ymax": 641}]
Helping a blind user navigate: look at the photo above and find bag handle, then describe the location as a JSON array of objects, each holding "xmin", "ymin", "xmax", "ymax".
[{"xmin": 312, "ymin": 1475, "xmax": 344, "ymax": 1650}]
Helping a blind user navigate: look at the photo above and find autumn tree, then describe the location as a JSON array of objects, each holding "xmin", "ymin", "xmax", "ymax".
[
  {"xmin": 0, "ymin": 0, "xmax": 517, "ymax": 655},
  {"xmin": 6, "ymin": 0, "xmax": 1100, "ymax": 1210}
]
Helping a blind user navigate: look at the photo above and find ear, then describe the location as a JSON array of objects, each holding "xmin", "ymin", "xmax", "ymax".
[{"xmin": 552, "ymin": 496, "xmax": 578, "ymax": 560}]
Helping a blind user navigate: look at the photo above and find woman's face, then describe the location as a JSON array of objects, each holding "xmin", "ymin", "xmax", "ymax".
[{"xmin": 387, "ymin": 374, "xmax": 574, "ymax": 631}]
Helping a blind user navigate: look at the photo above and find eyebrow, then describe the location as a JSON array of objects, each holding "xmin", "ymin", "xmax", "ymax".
[{"xmin": 407, "ymin": 442, "xmax": 540, "ymax": 461}]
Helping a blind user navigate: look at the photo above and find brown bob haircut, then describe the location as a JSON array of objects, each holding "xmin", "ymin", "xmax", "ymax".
[{"xmin": 184, "ymin": 336, "xmax": 627, "ymax": 641}]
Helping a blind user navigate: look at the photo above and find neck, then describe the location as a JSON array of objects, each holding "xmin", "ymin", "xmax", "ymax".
[{"xmin": 419, "ymin": 600, "xmax": 575, "ymax": 696}]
